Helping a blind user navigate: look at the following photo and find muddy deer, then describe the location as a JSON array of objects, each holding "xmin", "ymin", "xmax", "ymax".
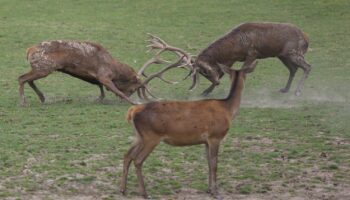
[
  {"xmin": 120, "ymin": 61, "xmax": 256, "ymax": 198},
  {"xmin": 18, "ymin": 40, "xmax": 183, "ymax": 105},
  {"xmin": 143, "ymin": 22, "xmax": 311, "ymax": 96}
]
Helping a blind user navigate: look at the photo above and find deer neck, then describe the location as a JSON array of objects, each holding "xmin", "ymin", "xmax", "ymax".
[{"xmin": 223, "ymin": 71, "xmax": 245, "ymax": 119}]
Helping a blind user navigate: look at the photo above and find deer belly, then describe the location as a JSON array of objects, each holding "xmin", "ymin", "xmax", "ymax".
[
  {"xmin": 59, "ymin": 69, "xmax": 98, "ymax": 84},
  {"xmin": 161, "ymin": 132, "xmax": 209, "ymax": 146}
]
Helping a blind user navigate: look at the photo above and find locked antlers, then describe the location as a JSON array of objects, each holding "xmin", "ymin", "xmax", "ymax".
[{"xmin": 136, "ymin": 34, "xmax": 198, "ymax": 100}]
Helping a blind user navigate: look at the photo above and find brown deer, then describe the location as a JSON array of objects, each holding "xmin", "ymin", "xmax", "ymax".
[
  {"xmin": 144, "ymin": 22, "xmax": 311, "ymax": 96},
  {"xmin": 120, "ymin": 61, "xmax": 256, "ymax": 198},
  {"xmin": 18, "ymin": 40, "xmax": 182, "ymax": 105}
]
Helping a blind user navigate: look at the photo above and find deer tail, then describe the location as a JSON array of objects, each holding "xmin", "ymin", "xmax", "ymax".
[
  {"xmin": 26, "ymin": 46, "xmax": 36, "ymax": 61},
  {"xmin": 126, "ymin": 105, "xmax": 144, "ymax": 123},
  {"xmin": 302, "ymin": 32, "xmax": 310, "ymax": 54},
  {"xmin": 303, "ymin": 32, "xmax": 309, "ymax": 43}
]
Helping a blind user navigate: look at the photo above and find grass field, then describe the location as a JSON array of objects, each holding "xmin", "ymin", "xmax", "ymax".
[{"xmin": 1, "ymin": 0, "xmax": 350, "ymax": 199}]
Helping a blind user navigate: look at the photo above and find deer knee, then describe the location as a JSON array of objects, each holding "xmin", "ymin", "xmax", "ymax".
[
  {"xmin": 133, "ymin": 159, "xmax": 143, "ymax": 169},
  {"xmin": 18, "ymin": 76, "xmax": 25, "ymax": 85},
  {"xmin": 305, "ymin": 64, "xmax": 311, "ymax": 72},
  {"xmin": 212, "ymin": 79, "xmax": 220, "ymax": 86},
  {"xmin": 123, "ymin": 154, "xmax": 133, "ymax": 163},
  {"xmin": 300, "ymin": 64, "xmax": 311, "ymax": 74},
  {"xmin": 18, "ymin": 73, "xmax": 30, "ymax": 84}
]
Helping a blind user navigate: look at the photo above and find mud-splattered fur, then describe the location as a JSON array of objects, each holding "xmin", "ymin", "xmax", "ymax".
[{"xmin": 19, "ymin": 40, "xmax": 141, "ymax": 105}]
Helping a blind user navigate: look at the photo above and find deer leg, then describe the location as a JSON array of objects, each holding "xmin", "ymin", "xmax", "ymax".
[
  {"xmin": 97, "ymin": 84, "xmax": 105, "ymax": 101},
  {"xmin": 205, "ymin": 143, "xmax": 213, "ymax": 193},
  {"xmin": 207, "ymin": 139, "xmax": 221, "ymax": 197},
  {"xmin": 201, "ymin": 83, "xmax": 217, "ymax": 96},
  {"xmin": 98, "ymin": 77, "xmax": 135, "ymax": 105},
  {"xmin": 115, "ymin": 94, "xmax": 124, "ymax": 103},
  {"xmin": 120, "ymin": 138, "xmax": 144, "ymax": 195},
  {"xmin": 201, "ymin": 69, "xmax": 224, "ymax": 96},
  {"xmin": 28, "ymin": 81, "xmax": 45, "ymax": 103},
  {"xmin": 288, "ymin": 55, "xmax": 311, "ymax": 96},
  {"xmin": 133, "ymin": 139, "xmax": 160, "ymax": 199},
  {"xmin": 18, "ymin": 70, "xmax": 51, "ymax": 105},
  {"xmin": 241, "ymin": 58, "xmax": 257, "ymax": 70},
  {"xmin": 278, "ymin": 57, "xmax": 297, "ymax": 93}
]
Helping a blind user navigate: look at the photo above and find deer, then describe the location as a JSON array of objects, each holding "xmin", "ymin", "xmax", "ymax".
[
  {"xmin": 142, "ymin": 22, "xmax": 311, "ymax": 97},
  {"xmin": 18, "ymin": 40, "xmax": 186, "ymax": 105},
  {"xmin": 120, "ymin": 60, "xmax": 256, "ymax": 199}
]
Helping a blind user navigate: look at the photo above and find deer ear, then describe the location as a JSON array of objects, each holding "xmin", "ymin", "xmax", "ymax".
[
  {"xmin": 242, "ymin": 60, "xmax": 258, "ymax": 74},
  {"xmin": 218, "ymin": 63, "xmax": 232, "ymax": 74}
]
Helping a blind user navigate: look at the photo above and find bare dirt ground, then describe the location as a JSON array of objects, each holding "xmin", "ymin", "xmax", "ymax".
[{"xmin": 5, "ymin": 187, "xmax": 349, "ymax": 200}]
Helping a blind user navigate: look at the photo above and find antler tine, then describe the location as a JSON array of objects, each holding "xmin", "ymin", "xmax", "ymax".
[
  {"xmin": 138, "ymin": 55, "xmax": 171, "ymax": 77},
  {"xmin": 137, "ymin": 34, "xmax": 199, "ymax": 100},
  {"xmin": 137, "ymin": 85, "xmax": 159, "ymax": 101},
  {"xmin": 188, "ymin": 67, "xmax": 199, "ymax": 91},
  {"xmin": 146, "ymin": 34, "xmax": 168, "ymax": 52},
  {"xmin": 141, "ymin": 87, "xmax": 150, "ymax": 101},
  {"xmin": 136, "ymin": 86, "xmax": 150, "ymax": 101},
  {"xmin": 140, "ymin": 34, "xmax": 185, "ymax": 78},
  {"xmin": 141, "ymin": 57, "xmax": 184, "ymax": 86},
  {"xmin": 158, "ymin": 76, "xmax": 178, "ymax": 84},
  {"xmin": 137, "ymin": 88, "xmax": 143, "ymax": 99},
  {"xmin": 146, "ymin": 34, "xmax": 167, "ymax": 51},
  {"xmin": 147, "ymin": 33, "xmax": 192, "ymax": 64},
  {"xmin": 143, "ymin": 85, "xmax": 159, "ymax": 99}
]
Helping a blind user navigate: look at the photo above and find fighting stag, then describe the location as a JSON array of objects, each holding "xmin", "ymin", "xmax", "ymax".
[
  {"xmin": 120, "ymin": 62, "xmax": 256, "ymax": 198},
  {"xmin": 18, "ymin": 40, "xmax": 179, "ymax": 105},
  {"xmin": 146, "ymin": 22, "xmax": 311, "ymax": 96}
]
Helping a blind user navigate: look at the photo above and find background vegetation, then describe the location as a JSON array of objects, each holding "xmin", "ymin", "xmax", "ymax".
[{"xmin": 0, "ymin": 0, "xmax": 349, "ymax": 199}]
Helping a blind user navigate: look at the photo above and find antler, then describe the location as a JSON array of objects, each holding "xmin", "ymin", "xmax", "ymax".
[
  {"xmin": 138, "ymin": 34, "xmax": 193, "ymax": 76},
  {"xmin": 137, "ymin": 57, "xmax": 185, "ymax": 100},
  {"xmin": 137, "ymin": 34, "xmax": 199, "ymax": 100},
  {"xmin": 147, "ymin": 34, "xmax": 192, "ymax": 62}
]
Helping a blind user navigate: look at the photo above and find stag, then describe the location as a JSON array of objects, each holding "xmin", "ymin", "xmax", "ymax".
[
  {"xmin": 18, "ymin": 40, "xmax": 181, "ymax": 105},
  {"xmin": 144, "ymin": 22, "xmax": 311, "ymax": 96},
  {"xmin": 120, "ymin": 62, "xmax": 256, "ymax": 198}
]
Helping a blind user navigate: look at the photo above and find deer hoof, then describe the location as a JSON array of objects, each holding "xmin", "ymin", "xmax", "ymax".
[
  {"xmin": 96, "ymin": 97, "xmax": 104, "ymax": 103},
  {"xmin": 20, "ymin": 102, "xmax": 28, "ymax": 107},
  {"xmin": 39, "ymin": 95, "xmax": 45, "ymax": 103},
  {"xmin": 278, "ymin": 88, "xmax": 289, "ymax": 93},
  {"xmin": 208, "ymin": 189, "xmax": 222, "ymax": 200},
  {"xmin": 201, "ymin": 91, "xmax": 210, "ymax": 97},
  {"xmin": 215, "ymin": 194, "xmax": 224, "ymax": 200},
  {"xmin": 19, "ymin": 98, "xmax": 28, "ymax": 107},
  {"xmin": 142, "ymin": 194, "xmax": 152, "ymax": 199},
  {"xmin": 120, "ymin": 189, "xmax": 126, "ymax": 196}
]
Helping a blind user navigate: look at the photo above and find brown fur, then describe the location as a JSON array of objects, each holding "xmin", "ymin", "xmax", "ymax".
[
  {"xmin": 195, "ymin": 22, "xmax": 311, "ymax": 96},
  {"xmin": 126, "ymin": 105, "xmax": 145, "ymax": 123},
  {"xmin": 18, "ymin": 40, "xmax": 141, "ymax": 105},
  {"xmin": 120, "ymin": 66, "xmax": 255, "ymax": 198},
  {"xmin": 26, "ymin": 47, "xmax": 36, "ymax": 61}
]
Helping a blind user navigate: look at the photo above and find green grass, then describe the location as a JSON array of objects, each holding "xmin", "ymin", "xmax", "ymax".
[{"xmin": 0, "ymin": 0, "xmax": 350, "ymax": 199}]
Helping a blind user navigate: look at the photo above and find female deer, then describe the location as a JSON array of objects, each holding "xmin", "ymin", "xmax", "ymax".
[{"xmin": 120, "ymin": 61, "xmax": 256, "ymax": 198}]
